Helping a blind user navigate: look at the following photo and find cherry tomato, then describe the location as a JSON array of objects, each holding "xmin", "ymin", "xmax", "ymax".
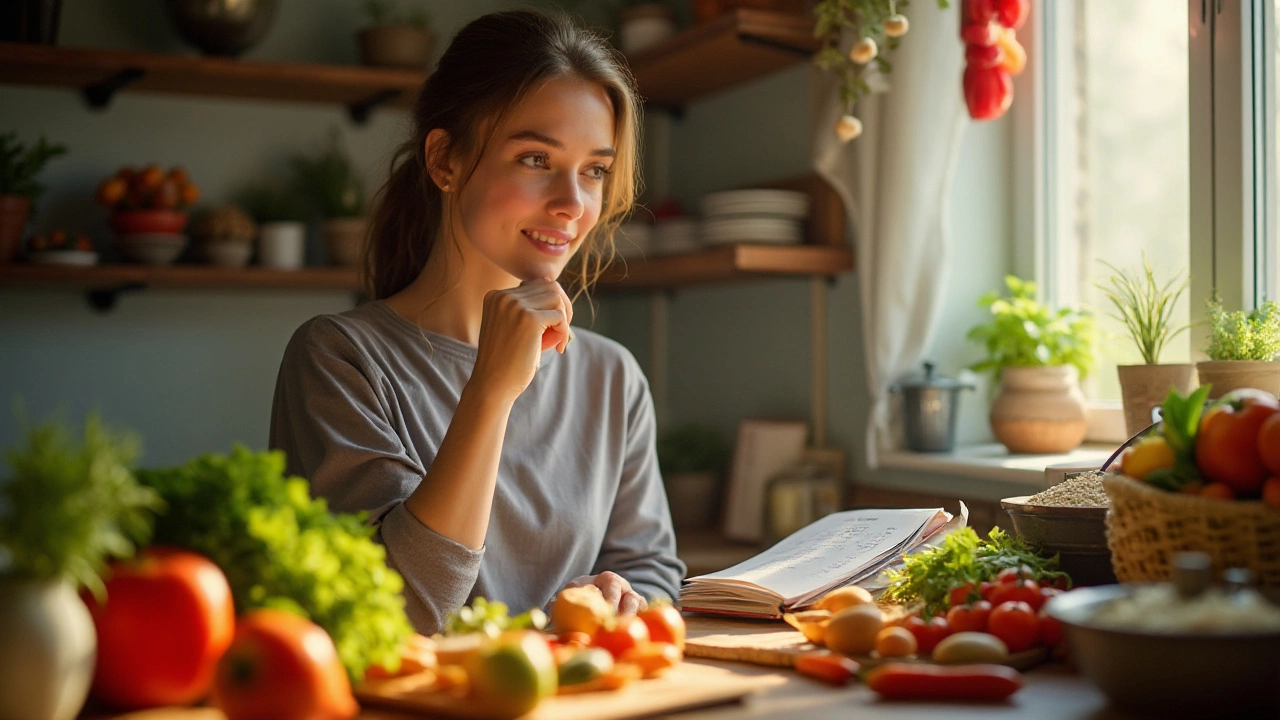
[
  {"xmin": 945, "ymin": 600, "xmax": 992, "ymax": 634},
  {"xmin": 988, "ymin": 579, "xmax": 1043, "ymax": 610},
  {"xmin": 979, "ymin": 581, "xmax": 998, "ymax": 602},
  {"xmin": 1038, "ymin": 608, "xmax": 1065, "ymax": 648},
  {"xmin": 637, "ymin": 602, "xmax": 686, "ymax": 651},
  {"xmin": 1196, "ymin": 389, "xmax": 1279, "ymax": 493},
  {"xmin": 995, "ymin": 566, "xmax": 1033, "ymax": 585},
  {"xmin": 593, "ymin": 615, "xmax": 650, "ymax": 659},
  {"xmin": 948, "ymin": 583, "xmax": 981, "ymax": 607},
  {"xmin": 987, "ymin": 601, "xmax": 1039, "ymax": 653},
  {"xmin": 1259, "ymin": 414, "xmax": 1280, "ymax": 476},
  {"xmin": 1201, "ymin": 482, "xmax": 1236, "ymax": 500},
  {"xmin": 903, "ymin": 615, "xmax": 950, "ymax": 656}
]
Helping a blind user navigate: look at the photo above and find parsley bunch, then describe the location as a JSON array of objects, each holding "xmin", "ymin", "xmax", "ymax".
[
  {"xmin": 137, "ymin": 446, "xmax": 413, "ymax": 681},
  {"xmin": 882, "ymin": 527, "xmax": 1068, "ymax": 618}
]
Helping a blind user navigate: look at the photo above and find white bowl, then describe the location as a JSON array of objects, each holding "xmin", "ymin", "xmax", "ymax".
[
  {"xmin": 202, "ymin": 240, "xmax": 252, "ymax": 268},
  {"xmin": 116, "ymin": 233, "xmax": 187, "ymax": 266},
  {"xmin": 27, "ymin": 249, "xmax": 99, "ymax": 267}
]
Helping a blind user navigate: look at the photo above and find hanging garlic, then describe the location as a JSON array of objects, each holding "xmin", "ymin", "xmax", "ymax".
[
  {"xmin": 849, "ymin": 37, "xmax": 878, "ymax": 65},
  {"xmin": 835, "ymin": 115, "xmax": 863, "ymax": 143},
  {"xmin": 883, "ymin": 14, "xmax": 909, "ymax": 37}
]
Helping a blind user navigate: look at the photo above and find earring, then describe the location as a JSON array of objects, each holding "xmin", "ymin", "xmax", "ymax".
[{"xmin": 439, "ymin": 178, "xmax": 451, "ymax": 192}]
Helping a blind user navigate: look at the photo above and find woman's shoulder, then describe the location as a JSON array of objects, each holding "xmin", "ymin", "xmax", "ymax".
[
  {"xmin": 567, "ymin": 327, "xmax": 646, "ymax": 380},
  {"xmin": 286, "ymin": 302, "xmax": 398, "ymax": 358}
]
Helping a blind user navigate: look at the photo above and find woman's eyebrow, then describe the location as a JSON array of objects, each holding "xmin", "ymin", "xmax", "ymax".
[{"xmin": 508, "ymin": 129, "xmax": 615, "ymax": 158}]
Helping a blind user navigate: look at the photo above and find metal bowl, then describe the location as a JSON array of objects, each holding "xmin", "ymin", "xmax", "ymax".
[
  {"xmin": 1000, "ymin": 496, "xmax": 1116, "ymax": 586},
  {"xmin": 164, "ymin": 0, "xmax": 279, "ymax": 56},
  {"xmin": 1046, "ymin": 584, "xmax": 1280, "ymax": 718}
]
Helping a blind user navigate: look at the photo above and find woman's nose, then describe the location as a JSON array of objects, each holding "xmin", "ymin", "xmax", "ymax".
[{"xmin": 546, "ymin": 172, "xmax": 585, "ymax": 220}]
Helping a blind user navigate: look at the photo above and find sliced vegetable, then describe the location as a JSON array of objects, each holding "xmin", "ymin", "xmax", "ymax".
[{"xmin": 866, "ymin": 663, "xmax": 1023, "ymax": 701}]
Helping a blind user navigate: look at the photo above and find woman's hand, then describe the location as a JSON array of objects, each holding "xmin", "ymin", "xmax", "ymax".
[
  {"xmin": 562, "ymin": 571, "xmax": 648, "ymax": 615},
  {"xmin": 472, "ymin": 279, "xmax": 573, "ymax": 403}
]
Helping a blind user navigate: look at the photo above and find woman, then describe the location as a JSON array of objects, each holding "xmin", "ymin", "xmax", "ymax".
[{"xmin": 269, "ymin": 9, "xmax": 684, "ymax": 635}]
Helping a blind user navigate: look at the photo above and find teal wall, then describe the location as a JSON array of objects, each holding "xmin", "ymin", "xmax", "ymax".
[{"xmin": 1, "ymin": 1, "xmax": 1014, "ymax": 489}]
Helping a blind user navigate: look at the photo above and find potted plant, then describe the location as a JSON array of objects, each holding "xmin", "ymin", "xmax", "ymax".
[
  {"xmin": 94, "ymin": 164, "xmax": 201, "ymax": 265},
  {"xmin": 292, "ymin": 131, "xmax": 367, "ymax": 268},
  {"xmin": 0, "ymin": 132, "xmax": 67, "ymax": 263},
  {"xmin": 0, "ymin": 413, "xmax": 161, "ymax": 720},
  {"xmin": 967, "ymin": 275, "xmax": 1098, "ymax": 454},
  {"xmin": 239, "ymin": 181, "xmax": 308, "ymax": 270},
  {"xmin": 357, "ymin": 0, "xmax": 434, "ymax": 70},
  {"xmin": 1197, "ymin": 296, "xmax": 1280, "ymax": 398},
  {"xmin": 657, "ymin": 423, "xmax": 730, "ymax": 531},
  {"xmin": 1096, "ymin": 259, "xmax": 1197, "ymax": 436}
]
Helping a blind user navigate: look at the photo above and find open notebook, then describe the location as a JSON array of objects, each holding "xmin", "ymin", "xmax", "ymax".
[{"xmin": 679, "ymin": 506, "xmax": 964, "ymax": 619}]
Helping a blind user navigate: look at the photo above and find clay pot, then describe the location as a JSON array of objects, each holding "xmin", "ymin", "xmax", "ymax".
[
  {"xmin": 323, "ymin": 217, "xmax": 367, "ymax": 267},
  {"xmin": 0, "ymin": 194, "xmax": 33, "ymax": 263},
  {"xmin": 989, "ymin": 366, "xmax": 1088, "ymax": 454},
  {"xmin": 1195, "ymin": 360, "xmax": 1280, "ymax": 399},
  {"xmin": 1117, "ymin": 363, "xmax": 1198, "ymax": 436}
]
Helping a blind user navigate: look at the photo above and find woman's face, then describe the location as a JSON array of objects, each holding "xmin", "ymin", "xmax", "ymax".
[{"xmin": 451, "ymin": 76, "xmax": 616, "ymax": 285}]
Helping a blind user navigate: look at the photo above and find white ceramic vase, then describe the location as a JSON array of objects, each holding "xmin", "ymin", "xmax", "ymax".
[
  {"xmin": 258, "ymin": 221, "xmax": 306, "ymax": 269},
  {"xmin": 989, "ymin": 365, "xmax": 1089, "ymax": 454},
  {"xmin": 0, "ymin": 578, "xmax": 97, "ymax": 720}
]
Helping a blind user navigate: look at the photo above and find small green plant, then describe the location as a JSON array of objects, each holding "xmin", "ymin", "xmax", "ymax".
[
  {"xmin": 0, "ymin": 412, "xmax": 162, "ymax": 598},
  {"xmin": 0, "ymin": 132, "xmax": 67, "ymax": 198},
  {"xmin": 363, "ymin": 0, "xmax": 430, "ymax": 28},
  {"xmin": 967, "ymin": 275, "xmax": 1097, "ymax": 379},
  {"xmin": 1204, "ymin": 295, "xmax": 1280, "ymax": 361},
  {"xmin": 237, "ymin": 181, "xmax": 308, "ymax": 223},
  {"xmin": 1095, "ymin": 258, "xmax": 1191, "ymax": 364},
  {"xmin": 291, "ymin": 130, "xmax": 365, "ymax": 219},
  {"xmin": 656, "ymin": 423, "xmax": 730, "ymax": 475}
]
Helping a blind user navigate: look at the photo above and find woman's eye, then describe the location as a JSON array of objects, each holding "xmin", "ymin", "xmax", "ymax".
[
  {"xmin": 520, "ymin": 154, "xmax": 548, "ymax": 169},
  {"xmin": 584, "ymin": 165, "xmax": 611, "ymax": 181}
]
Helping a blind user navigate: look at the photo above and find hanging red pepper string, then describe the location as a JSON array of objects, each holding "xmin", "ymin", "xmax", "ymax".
[{"xmin": 960, "ymin": 0, "xmax": 1028, "ymax": 121}]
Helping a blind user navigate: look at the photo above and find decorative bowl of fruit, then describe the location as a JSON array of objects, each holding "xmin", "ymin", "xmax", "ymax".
[
  {"xmin": 96, "ymin": 165, "xmax": 200, "ymax": 265},
  {"xmin": 25, "ymin": 229, "xmax": 97, "ymax": 266}
]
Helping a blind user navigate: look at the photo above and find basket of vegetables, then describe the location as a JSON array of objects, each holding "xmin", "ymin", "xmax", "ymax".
[{"xmin": 1104, "ymin": 385, "xmax": 1280, "ymax": 589}]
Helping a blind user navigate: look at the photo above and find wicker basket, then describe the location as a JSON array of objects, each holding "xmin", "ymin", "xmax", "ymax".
[{"xmin": 1104, "ymin": 473, "xmax": 1280, "ymax": 588}]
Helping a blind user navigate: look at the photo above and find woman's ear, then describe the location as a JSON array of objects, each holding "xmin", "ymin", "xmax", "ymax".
[{"xmin": 424, "ymin": 129, "xmax": 456, "ymax": 192}]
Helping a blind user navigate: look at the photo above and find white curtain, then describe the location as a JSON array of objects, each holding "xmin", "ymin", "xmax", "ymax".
[{"xmin": 812, "ymin": 3, "xmax": 969, "ymax": 468}]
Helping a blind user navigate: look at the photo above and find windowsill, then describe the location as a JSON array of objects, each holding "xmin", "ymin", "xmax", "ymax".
[{"xmin": 878, "ymin": 443, "xmax": 1117, "ymax": 490}]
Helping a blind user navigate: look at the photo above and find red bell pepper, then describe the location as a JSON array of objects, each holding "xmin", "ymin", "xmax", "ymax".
[{"xmin": 963, "ymin": 64, "xmax": 1013, "ymax": 120}]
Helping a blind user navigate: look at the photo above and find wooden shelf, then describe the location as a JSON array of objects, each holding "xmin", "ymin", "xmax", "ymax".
[
  {"xmin": 629, "ymin": 9, "xmax": 817, "ymax": 109},
  {"xmin": 0, "ymin": 42, "xmax": 424, "ymax": 120},
  {"xmin": 596, "ymin": 244, "xmax": 853, "ymax": 291},
  {"xmin": 0, "ymin": 264, "xmax": 361, "ymax": 291}
]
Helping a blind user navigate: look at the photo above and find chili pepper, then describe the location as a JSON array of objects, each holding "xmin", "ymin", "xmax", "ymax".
[
  {"xmin": 794, "ymin": 652, "xmax": 861, "ymax": 687},
  {"xmin": 866, "ymin": 663, "xmax": 1023, "ymax": 701}
]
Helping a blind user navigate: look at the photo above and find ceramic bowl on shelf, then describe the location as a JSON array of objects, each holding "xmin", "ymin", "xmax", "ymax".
[
  {"xmin": 201, "ymin": 240, "xmax": 252, "ymax": 268},
  {"xmin": 115, "ymin": 233, "xmax": 187, "ymax": 266},
  {"xmin": 26, "ymin": 249, "xmax": 99, "ymax": 267},
  {"xmin": 109, "ymin": 210, "xmax": 188, "ymax": 236}
]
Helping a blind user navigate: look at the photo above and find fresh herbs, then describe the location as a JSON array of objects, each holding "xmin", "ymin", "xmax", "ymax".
[
  {"xmin": 1204, "ymin": 296, "xmax": 1280, "ymax": 361},
  {"xmin": 445, "ymin": 597, "xmax": 548, "ymax": 637},
  {"xmin": 967, "ymin": 275, "xmax": 1097, "ymax": 380},
  {"xmin": 137, "ymin": 447, "xmax": 413, "ymax": 682},
  {"xmin": 882, "ymin": 527, "xmax": 1068, "ymax": 618},
  {"xmin": 0, "ymin": 413, "xmax": 162, "ymax": 598},
  {"xmin": 1095, "ymin": 258, "xmax": 1191, "ymax": 365}
]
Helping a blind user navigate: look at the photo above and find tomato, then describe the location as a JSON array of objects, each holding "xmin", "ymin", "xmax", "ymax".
[
  {"xmin": 1038, "ymin": 608, "xmax": 1065, "ymax": 648},
  {"xmin": 987, "ymin": 601, "xmax": 1039, "ymax": 653},
  {"xmin": 212, "ymin": 609, "xmax": 359, "ymax": 720},
  {"xmin": 1259, "ymin": 413, "xmax": 1280, "ymax": 476},
  {"xmin": 995, "ymin": 566, "xmax": 1033, "ymax": 585},
  {"xmin": 948, "ymin": 582, "xmax": 981, "ymax": 607},
  {"xmin": 637, "ymin": 602, "xmax": 686, "ymax": 651},
  {"xmin": 903, "ymin": 615, "xmax": 950, "ymax": 656},
  {"xmin": 593, "ymin": 615, "xmax": 650, "ymax": 659},
  {"xmin": 945, "ymin": 600, "xmax": 992, "ymax": 634},
  {"xmin": 988, "ymin": 579, "xmax": 1043, "ymax": 610},
  {"xmin": 1196, "ymin": 389, "xmax": 1280, "ymax": 493},
  {"xmin": 795, "ymin": 652, "xmax": 860, "ymax": 686},
  {"xmin": 85, "ymin": 549, "xmax": 235, "ymax": 709},
  {"xmin": 1200, "ymin": 482, "xmax": 1236, "ymax": 500},
  {"xmin": 1264, "ymin": 478, "xmax": 1280, "ymax": 511},
  {"xmin": 979, "ymin": 581, "xmax": 998, "ymax": 601}
]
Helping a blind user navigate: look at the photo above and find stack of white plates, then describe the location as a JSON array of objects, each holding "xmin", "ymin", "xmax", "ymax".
[
  {"xmin": 699, "ymin": 189, "xmax": 809, "ymax": 246},
  {"xmin": 653, "ymin": 217, "xmax": 700, "ymax": 255}
]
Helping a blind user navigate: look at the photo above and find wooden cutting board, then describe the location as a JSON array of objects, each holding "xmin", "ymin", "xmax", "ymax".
[
  {"xmin": 683, "ymin": 615, "xmax": 1049, "ymax": 670},
  {"xmin": 355, "ymin": 660, "xmax": 782, "ymax": 720}
]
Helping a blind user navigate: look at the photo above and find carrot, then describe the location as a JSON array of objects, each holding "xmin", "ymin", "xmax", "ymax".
[
  {"xmin": 794, "ymin": 652, "xmax": 861, "ymax": 686},
  {"xmin": 866, "ymin": 663, "xmax": 1023, "ymax": 701}
]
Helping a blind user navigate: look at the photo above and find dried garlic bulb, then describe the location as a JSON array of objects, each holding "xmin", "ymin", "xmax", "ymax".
[
  {"xmin": 849, "ymin": 37, "xmax": 878, "ymax": 64},
  {"xmin": 883, "ymin": 14, "xmax": 909, "ymax": 38},
  {"xmin": 835, "ymin": 115, "xmax": 863, "ymax": 143}
]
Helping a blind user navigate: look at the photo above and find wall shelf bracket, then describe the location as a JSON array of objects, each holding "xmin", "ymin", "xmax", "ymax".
[
  {"xmin": 82, "ymin": 67, "xmax": 146, "ymax": 109},
  {"xmin": 86, "ymin": 282, "xmax": 144, "ymax": 313},
  {"xmin": 348, "ymin": 89, "xmax": 402, "ymax": 124}
]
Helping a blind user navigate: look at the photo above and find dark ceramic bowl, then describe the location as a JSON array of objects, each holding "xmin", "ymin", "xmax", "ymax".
[
  {"xmin": 1000, "ymin": 496, "xmax": 1116, "ymax": 586},
  {"xmin": 1046, "ymin": 584, "xmax": 1280, "ymax": 718},
  {"xmin": 165, "ymin": 0, "xmax": 278, "ymax": 56}
]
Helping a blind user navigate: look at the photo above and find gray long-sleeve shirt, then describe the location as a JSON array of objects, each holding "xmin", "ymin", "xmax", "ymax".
[{"xmin": 269, "ymin": 300, "xmax": 684, "ymax": 634}]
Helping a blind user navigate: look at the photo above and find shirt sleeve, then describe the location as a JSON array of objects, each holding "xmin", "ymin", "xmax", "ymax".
[
  {"xmin": 591, "ymin": 364, "xmax": 686, "ymax": 602},
  {"xmin": 268, "ymin": 318, "xmax": 482, "ymax": 634}
]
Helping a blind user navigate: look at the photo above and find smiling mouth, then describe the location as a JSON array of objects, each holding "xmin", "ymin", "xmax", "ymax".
[{"xmin": 523, "ymin": 229, "xmax": 571, "ymax": 246}]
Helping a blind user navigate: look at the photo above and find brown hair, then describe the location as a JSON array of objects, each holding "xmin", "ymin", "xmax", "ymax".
[{"xmin": 365, "ymin": 9, "xmax": 640, "ymax": 300}]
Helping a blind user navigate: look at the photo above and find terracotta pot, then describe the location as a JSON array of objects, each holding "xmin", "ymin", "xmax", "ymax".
[
  {"xmin": 323, "ymin": 217, "xmax": 367, "ymax": 267},
  {"xmin": 989, "ymin": 365, "xmax": 1088, "ymax": 454},
  {"xmin": 1117, "ymin": 363, "xmax": 1198, "ymax": 436},
  {"xmin": 0, "ymin": 194, "xmax": 33, "ymax": 263},
  {"xmin": 1195, "ymin": 360, "xmax": 1280, "ymax": 399},
  {"xmin": 358, "ymin": 26, "xmax": 435, "ymax": 69}
]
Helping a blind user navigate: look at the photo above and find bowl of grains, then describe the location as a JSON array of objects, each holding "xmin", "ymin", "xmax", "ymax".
[{"xmin": 1002, "ymin": 468, "xmax": 1116, "ymax": 586}]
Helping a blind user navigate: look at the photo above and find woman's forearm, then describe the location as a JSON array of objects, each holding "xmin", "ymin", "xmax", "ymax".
[{"xmin": 403, "ymin": 381, "xmax": 514, "ymax": 550}]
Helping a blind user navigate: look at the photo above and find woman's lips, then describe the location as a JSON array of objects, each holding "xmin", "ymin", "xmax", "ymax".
[{"xmin": 522, "ymin": 229, "xmax": 572, "ymax": 255}]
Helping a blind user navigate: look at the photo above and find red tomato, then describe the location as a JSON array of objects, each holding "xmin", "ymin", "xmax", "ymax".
[
  {"xmin": 903, "ymin": 615, "xmax": 951, "ymax": 656},
  {"xmin": 979, "ymin": 581, "xmax": 998, "ymax": 601},
  {"xmin": 1196, "ymin": 389, "xmax": 1280, "ymax": 493},
  {"xmin": 948, "ymin": 582, "xmax": 981, "ymax": 607},
  {"xmin": 1038, "ymin": 608, "xmax": 1065, "ymax": 648},
  {"xmin": 993, "ymin": 0, "xmax": 1030, "ymax": 29},
  {"xmin": 945, "ymin": 600, "xmax": 992, "ymax": 634},
  {"xmin": 85, "ymin": 549, "xmax": 235, "ymax": 709},
  {"xmin": 212, "ymin": 609, "xmax": 358, "ymax": 720},
  {"xmin": 988, "ymin": 601, "xmax": 1039, "ymax": 653},
  {"xmin": 1264, "ymin": 477, "xmax": 1280, "ymax": 511},
  {"xmin": 637, "ymin": 602, "xmax": 686, "ymax": 651},
  {"xmin": 593, "ymin": 615, "xmax": 650, "ymax": 659},
  {"xmin": 988, "ymin": 580, "xmax": 1043, "ymax": 610},
  {"xmin": 995, "ymin": 566, "xmax": 1033, "ymax": 585},
  {"xmin": 964, "ymin": 65, "xmax": 1013, "ymax": 120},
  {"xmin": 1259, "ymin": 413, "xmax": 1280, "ymax": 476}
]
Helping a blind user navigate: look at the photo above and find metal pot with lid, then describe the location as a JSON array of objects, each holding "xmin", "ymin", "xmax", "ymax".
[{"xmin": 891, "ymin": 361, "xmax": 974, "ymax": 452}]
